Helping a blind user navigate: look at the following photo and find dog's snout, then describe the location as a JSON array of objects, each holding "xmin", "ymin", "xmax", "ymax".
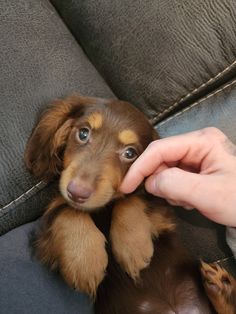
[{"xmin": 67, "ymin": 181, "xmax": 93, "ymax": 203}]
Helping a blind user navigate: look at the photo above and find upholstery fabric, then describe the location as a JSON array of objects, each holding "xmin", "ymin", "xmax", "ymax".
[
  {"xmin": 0, "ymin": 0, "xmax": 114, "ymax": 235},
  {"xmin": 227, "ymin": 227, "xmax": 236, "ymax": 259},
  {"xmin": 0, "ymin": 220, "xmax": 94, "ymax": 314},
  {"xmin": 0, "ymin": 0, "xmax": 235, "ymax": 304},
  {"xmin": 51, "ymin": 0, "xmax": 236, "ymax": 121},
  {"xmin": 156, "ymin": 79, "xmax": 236, "ymax": 140},
  {"xmin": 155, "ymin": 80, "xmax": 236, "ymax": 270}
]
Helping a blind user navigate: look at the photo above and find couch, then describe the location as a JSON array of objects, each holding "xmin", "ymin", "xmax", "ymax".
[{"xmin": 0, "ymin": 0, "xmax": 236, "ymax": 313}]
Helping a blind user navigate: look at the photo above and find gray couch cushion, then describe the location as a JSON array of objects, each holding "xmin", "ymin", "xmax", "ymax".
[
  {"xmin": 0, "ymin": 219, "xmax": 94, "ymax": 314},
  {"xmin": 156, "ymin": 79, "xmax": 236, "ymax": 272},
  {"xmin": 156, "ymin": 80, "xmax": 236, "ymax": 141},
  {"xmin": 51, "ymin": 0, "xmax": 236, "ymax": 122},
  {"xmin": 0, "ymin": 0, "xmax": 114, "ymax": 235}
]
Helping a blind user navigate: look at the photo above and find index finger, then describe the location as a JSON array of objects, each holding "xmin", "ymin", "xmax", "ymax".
[{"xmin": 120, "ymin": 129, "xmax": 214, "ymax": 193}]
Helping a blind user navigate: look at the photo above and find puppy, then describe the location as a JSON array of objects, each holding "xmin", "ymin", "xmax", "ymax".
[
  {"xmin": 25, "ymin": 94, "xmax": 235, "ymax": 313},
  {"xmin": 25, "ymin": 94, "xmax": 160, "ymax": 295}
]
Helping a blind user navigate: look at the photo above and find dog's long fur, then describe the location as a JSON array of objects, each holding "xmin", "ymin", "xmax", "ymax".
[{"xmin": 25, "ymin": 94, "xmax": 236, "ymax": 314}]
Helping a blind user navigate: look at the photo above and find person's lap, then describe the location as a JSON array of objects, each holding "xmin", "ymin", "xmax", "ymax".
[{"xmin": 0, "ymin": 220, "xmax": 94, "ymax": 314}]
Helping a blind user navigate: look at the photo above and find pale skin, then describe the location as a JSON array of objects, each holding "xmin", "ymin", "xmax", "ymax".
[{"xmin": 120, "ymin": 127, "xmax": 236, "ymax": 227}]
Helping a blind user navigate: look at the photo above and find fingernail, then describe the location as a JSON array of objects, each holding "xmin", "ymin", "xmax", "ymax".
[{"xmin": 145, "ymin": 175, "xmax": 158, "ymax": 195}]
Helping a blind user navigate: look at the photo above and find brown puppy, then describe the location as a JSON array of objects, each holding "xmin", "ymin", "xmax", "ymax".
[
  {"xmin": 25, "ymin": 94, "xmax": 160, "ymax": 296},
  {"xmin": 25, "ymin": 94, "xmax": 234, "ymax": 313}
]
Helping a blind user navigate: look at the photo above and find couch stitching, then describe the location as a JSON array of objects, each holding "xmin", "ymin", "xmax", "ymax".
[
  {"xmin": 156, "ymin": 78, "xmax": 236, "ymax": 128},
  {"xmin": 215, "ymin": 255, "xmax": 234, "ymax": 264},
  {"xmin": 0, "ymin": 181, "xmax": 47, "ymax": 212},
  {"xmin": 1, "ymin": 64, "xmax": 236, "ymax": 213},
  {"xmin": 152, "ymin": 59, "xmax": 236, "ymax": 123}
]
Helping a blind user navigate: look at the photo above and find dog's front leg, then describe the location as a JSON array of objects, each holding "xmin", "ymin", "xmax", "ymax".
[
  {"xmin": 37, "ymin": 208, "xmax": 108, "ymax": 297},
  {"xmin": 110, "ymin": 195, "xmax": 154, "ymax": 280}
]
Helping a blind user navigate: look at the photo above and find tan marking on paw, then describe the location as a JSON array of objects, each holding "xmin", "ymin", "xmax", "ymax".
[
  {"xmin": 200, "ymin": 261, "xmax": 236, "ymax": 314},
  {"xmin": 40, "ymin": 209, "xmax": 108, "ymax": 297},
  {"xmin": 145, "ymin": 199, "xmax": 175, "ymax": 236},
  {"xmin": 111, "ymin": 196, "xmax": 154, "ymax": 280},
  {"xmin": 148, "ymin": 211, "xmax": 175, "ymax": 237}
]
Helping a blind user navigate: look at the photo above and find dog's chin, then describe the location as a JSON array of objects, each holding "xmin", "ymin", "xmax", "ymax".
[
  {"xmin": 68, "ymin": 199, "xmax": 90, "ymax": 211},
  {"xmin": 61, "ymin": 193, "xmax": 116, "ymax": 212},
  {"xmin": 60, "ymin": 182, "xmax": 123, "ymax": 211}
]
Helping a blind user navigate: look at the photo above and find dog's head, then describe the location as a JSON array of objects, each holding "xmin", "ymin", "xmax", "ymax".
[{"xmin": 25, "ymin": 94, "xmax": 157, "ymax": 211}]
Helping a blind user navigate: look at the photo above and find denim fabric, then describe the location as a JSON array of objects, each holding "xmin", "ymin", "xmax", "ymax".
[{"xmin": 0, "ymin": 220, "xmax": 94, "ymax": 314}]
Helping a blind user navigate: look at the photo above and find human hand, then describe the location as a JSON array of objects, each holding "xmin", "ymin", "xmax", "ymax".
[{"xmin": 120, "ymin": 128, "xmax": 236, "ymax": 226}]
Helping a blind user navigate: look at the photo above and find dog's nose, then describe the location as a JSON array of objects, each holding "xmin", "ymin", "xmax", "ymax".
[{"xmin": 67, "ymin": 181, "xmax": 93, "ymax": 203}]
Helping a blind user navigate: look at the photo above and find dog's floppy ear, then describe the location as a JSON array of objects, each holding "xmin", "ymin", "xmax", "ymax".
[{"xmin": 25, "ymin": 94, "xmax": 86, "ymax": 181}]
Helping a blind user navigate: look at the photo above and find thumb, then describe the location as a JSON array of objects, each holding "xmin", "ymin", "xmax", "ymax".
[{"xmin": 145, "ymin": 167, "xmax": 205, "ymax": 209}]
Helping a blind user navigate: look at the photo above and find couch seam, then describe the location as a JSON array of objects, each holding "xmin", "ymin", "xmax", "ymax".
[
  {"xmin": 1, "ymin": 69, "xmax": 236, "ymax": 213},
  {"xmin": 0, "ymin": 181, "xmax": 47, "ymax": 212},
  {"xmin": 215, "ymin": 255, "xmax": 234, "ymax": 264},
  {"xmin": 156, "ymin": 78, "xmax": 236, "ymax": 128},
  {"xmin": 152, "ymin": 59, "xmax": 236, "ymax": 123}
]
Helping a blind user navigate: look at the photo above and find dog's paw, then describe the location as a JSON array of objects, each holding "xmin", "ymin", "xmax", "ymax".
[
  {"xmin": 111, "ymin": 196, "xmax": 155, "ymax": 280},
  {"xmin": 111, "ymin": 222, "xmax": 154, "ymax": 280},
  {"xmin": 201, "ymin": 261, "xmax": 234, "ymax": 296},
  {"xmin": 46, "ymin": 210, "xmax": 108, "ymax": 297},
  {"xmin": 200, "ymin": 261, "xmax": 235, "ymax": 313},
  {"xmin": 60, "ymin": 228, "xmax": 108, "ymax": 297}
]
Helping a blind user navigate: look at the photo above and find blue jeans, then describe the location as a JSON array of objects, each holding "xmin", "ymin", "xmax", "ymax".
[{"xmin": 0, "ymin": 220, "xmax": 94, "ymax": 314}]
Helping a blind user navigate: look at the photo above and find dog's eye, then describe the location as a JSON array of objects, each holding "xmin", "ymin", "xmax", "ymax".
[
  {"xmin": 121, "ymin": 147, "xmax": 138, "ymax": 161},
  {"xmin": 76, "ymin": 127, "xmax": 90, "ymax": 143}
]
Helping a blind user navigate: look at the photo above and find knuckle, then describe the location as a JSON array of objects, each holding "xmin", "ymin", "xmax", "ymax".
[
  {"xmin": 200, "ymin": 127, "xmax": 228, "ymax": 150},
  {"xmin": 200, "ymin": 127, "xmax": 226, "ymax": 141},
  {"xmin": 147, "ymin": 140, "xmax": 158, "ymax": 150}
]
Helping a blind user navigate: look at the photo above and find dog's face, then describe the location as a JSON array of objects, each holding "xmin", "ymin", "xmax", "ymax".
[{"xmin": 25, "ymin": 95, "xmax": 156, "ymax": 211}]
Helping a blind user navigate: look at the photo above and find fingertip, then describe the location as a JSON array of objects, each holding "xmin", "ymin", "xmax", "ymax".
[
  {"xmin": 119, "ymin": 177, "xmax": 136, "ymax": 194},
  {"xmin": 119, "ymin": 182, "xmax": 133, "ymax": 194},
  {"xmin": 145, "ymin": 175, "xmax": 159, "ymax": 196},
  {"xmin": 119, "ymin": 171, "xmax": 143, "ymax": 194}
]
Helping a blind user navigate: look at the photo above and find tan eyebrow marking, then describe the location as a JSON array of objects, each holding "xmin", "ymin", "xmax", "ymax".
[
  {"xmin": 118, "ymin": 129, "xmax": 138, "ymax": 145},
  {"xmin": 87, "ymin": 112, "xmax": 103, "ymax": 129}
]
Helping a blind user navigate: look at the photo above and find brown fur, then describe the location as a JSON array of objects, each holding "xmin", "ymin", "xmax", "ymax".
[
  {"xmin": 25, "ymin": 93, "xmax": 235, "ymax": 313},
  {"xmin": 201, "ymin": 261, "xmax": 236, "ymax": 314},
  {"xmin": 111, "ymin": 195, "xmax": 175, "ymax": 280}
]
